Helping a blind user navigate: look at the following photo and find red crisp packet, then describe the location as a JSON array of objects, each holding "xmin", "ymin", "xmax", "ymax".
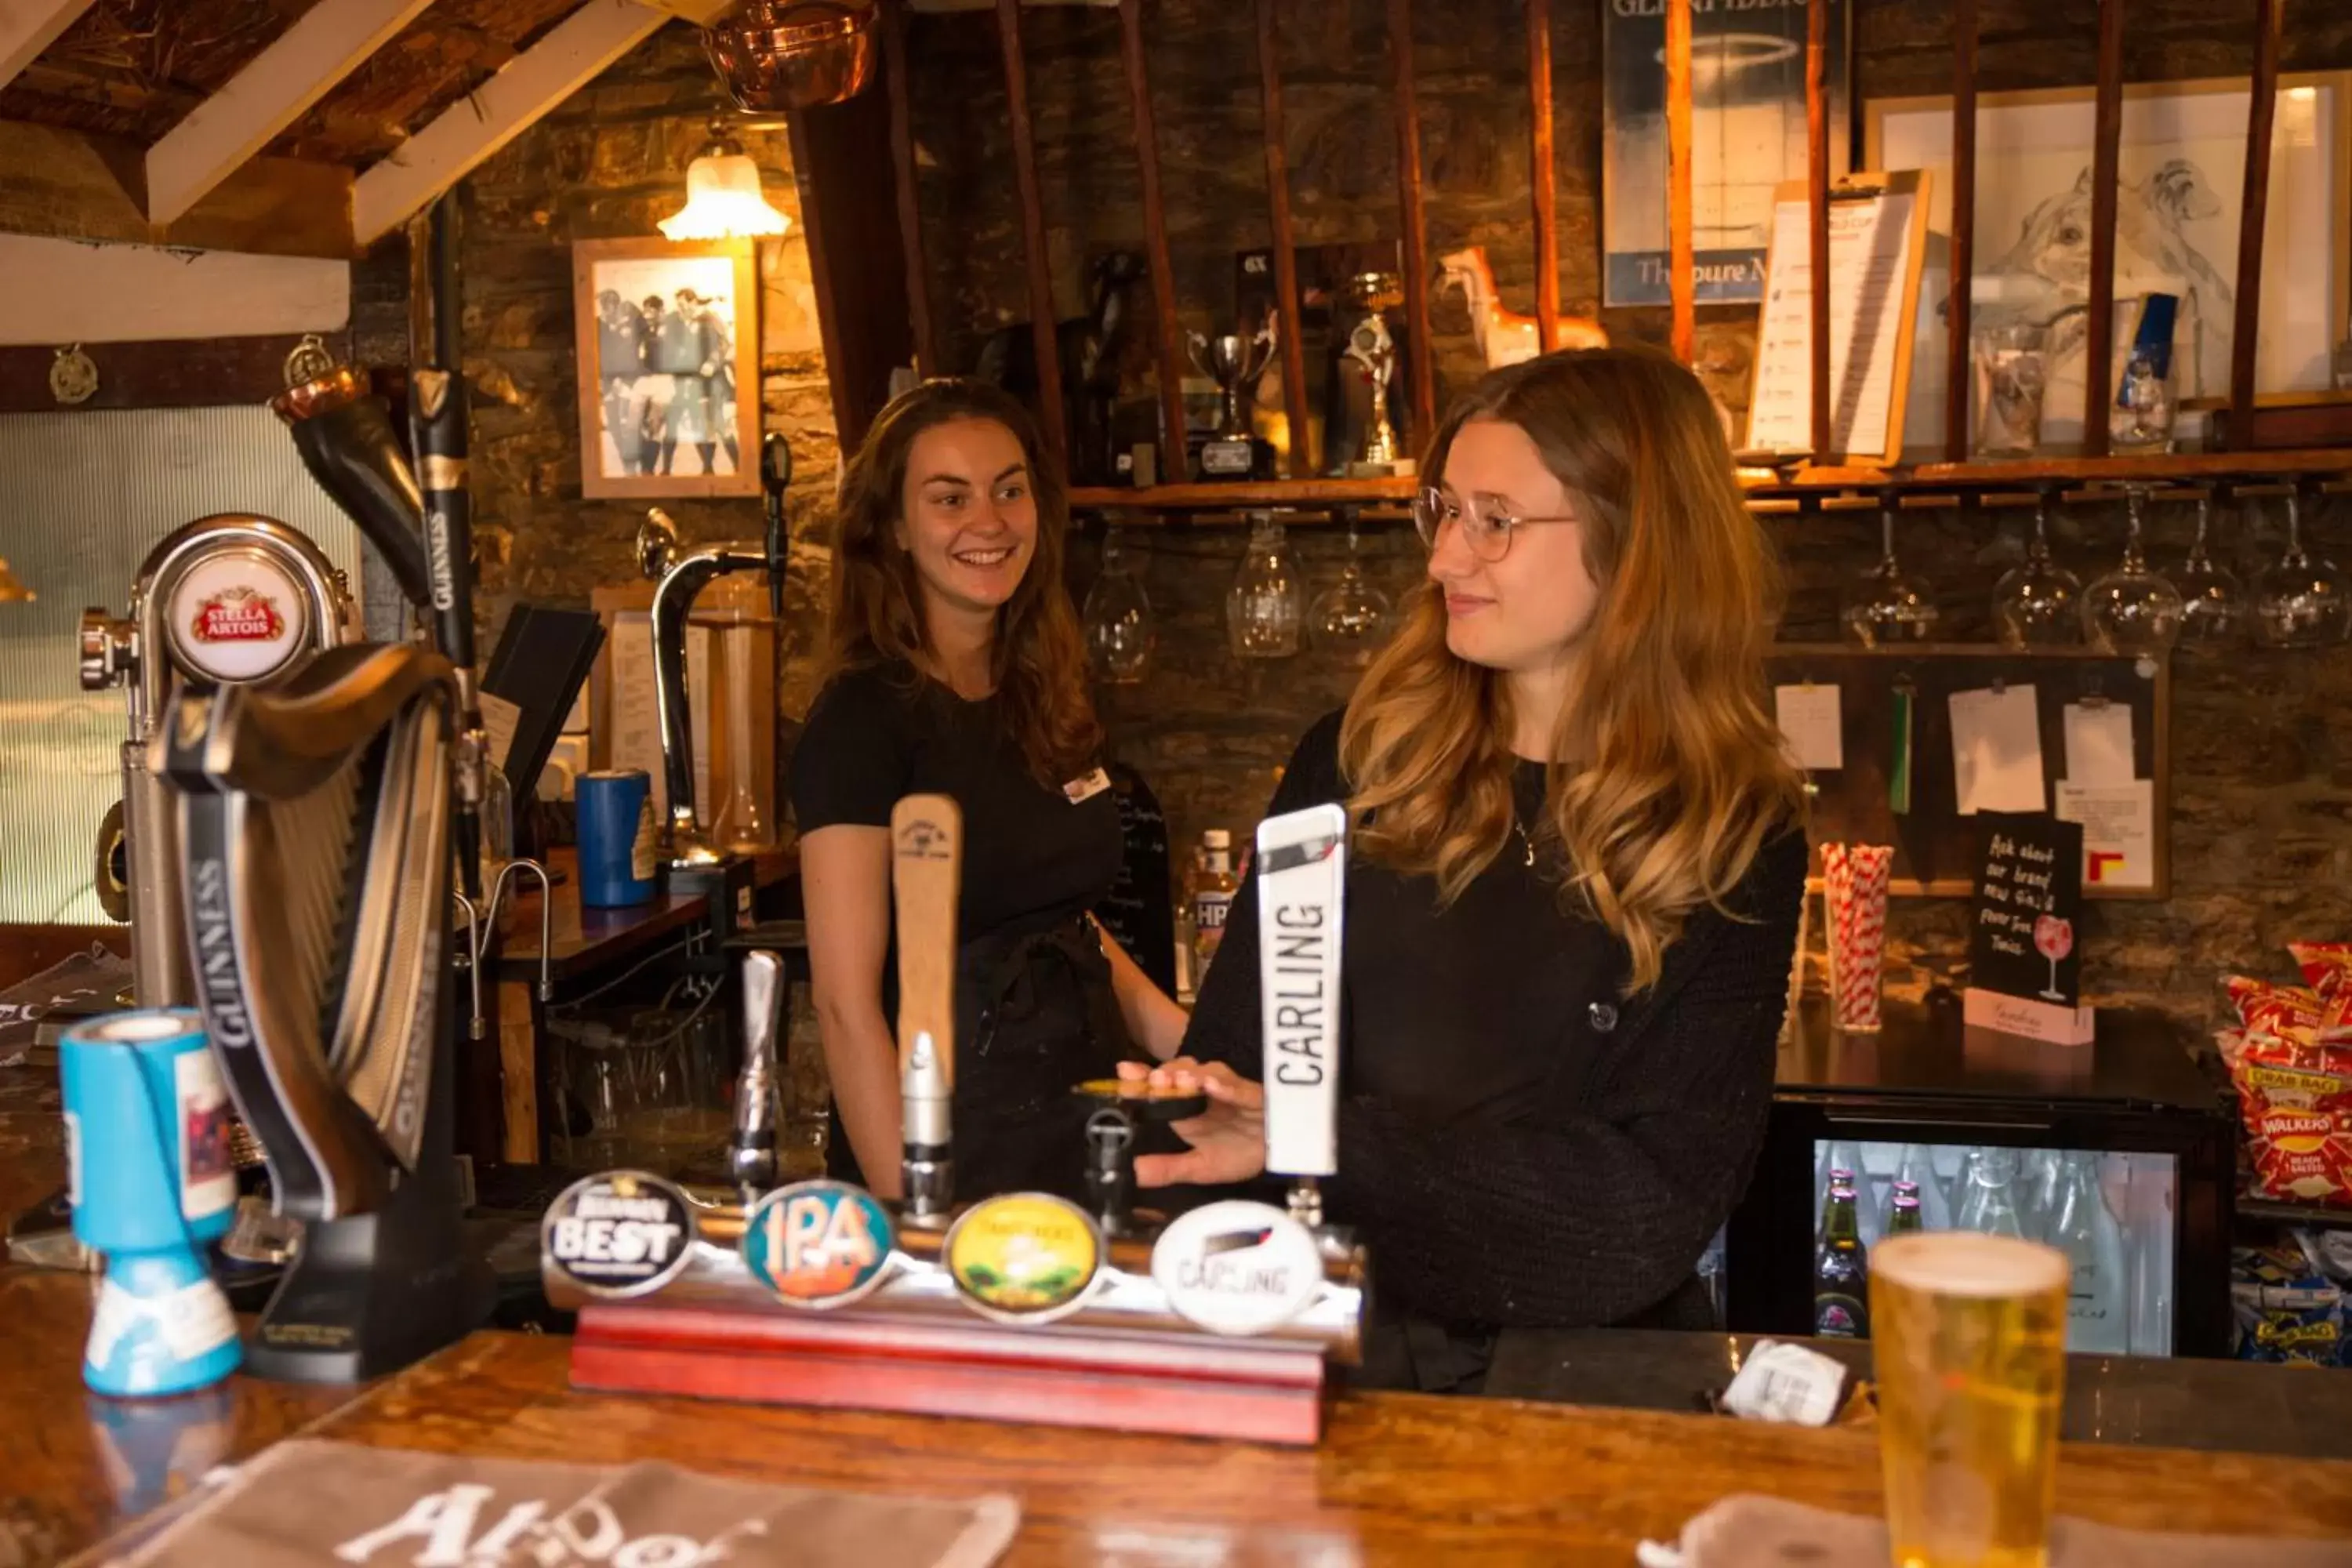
[
  {"xmin": 2223, "ymin": 1033, "xmax": 2352, "ymax": 1210},
  {"xmin": 2224, "ymin": 975, "xmax": 2328, "ymax": 1041},
  {"xmin": 2289, "ymin": 942, "xmax": 2352, "ymax": 999}
]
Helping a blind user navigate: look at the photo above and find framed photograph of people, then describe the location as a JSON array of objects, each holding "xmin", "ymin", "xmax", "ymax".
[
  {"xmin": 1601, "ymin": 0, "xmax": 1851, "ymax": 308},
  {"xmin": 1867, "ymin": 74, "xmax": 2350, "ymax": 452},
  {"xmin": 572, "ymin": 238, "xmax": 760, "ymax": 500}
]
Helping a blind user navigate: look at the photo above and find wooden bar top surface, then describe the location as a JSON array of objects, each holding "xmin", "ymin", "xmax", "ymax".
[
  {"xmin": 492, "ymin": 844, "xmax": 797, "ymax": 984},
  {"xmin": 6, "ymin": 1323, "xmax": 2339, "ymax": 1568}
]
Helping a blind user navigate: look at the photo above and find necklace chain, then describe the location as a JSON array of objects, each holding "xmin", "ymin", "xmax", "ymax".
[{"xmin": 1513, "ymin": 816, "xmax": 1537, "ymax": 869}]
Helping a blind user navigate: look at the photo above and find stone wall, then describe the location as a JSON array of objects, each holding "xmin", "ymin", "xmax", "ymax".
[
  {"xmin": 421, "ymin": 26, "xmax": 840, "ymax": 719},
  {"xmin": 902, "ymin": 0, "xmax": 2352, "ymax": 1028},
  {"xmin": 454, "ymin": 5, "xmax": 2352, "ymax": 1027}
]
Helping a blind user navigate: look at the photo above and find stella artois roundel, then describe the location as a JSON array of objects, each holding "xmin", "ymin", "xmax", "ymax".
[
  {"xmin": 191, "ymin": 585, "xmax": 285, "ymax": 644},
  {"xmin": 162, "ymin": 548, "xmax": 310, "ymax": 684}
]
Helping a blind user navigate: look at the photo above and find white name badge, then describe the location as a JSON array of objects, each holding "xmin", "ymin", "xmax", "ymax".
[
  {"xmin": 1151, "ymin": 1200, "xmax": 1323, "ymax": 1337},
  {"xmin": 1062, "ymin": 768, "xmax": 1112, "ymax": 804},
  {"xmin": 1255, "ymin": 803, "xmax": 1347, "ymax": 1178}
]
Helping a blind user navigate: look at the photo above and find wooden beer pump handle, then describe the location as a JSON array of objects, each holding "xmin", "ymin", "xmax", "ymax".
[
  {"xmin": 891, "ymin": 794, "xmax": 961, "ymax": 1223},
  {"xmin": 891, "ymin": 793, "xmax": 962, "ymax": 1089}
]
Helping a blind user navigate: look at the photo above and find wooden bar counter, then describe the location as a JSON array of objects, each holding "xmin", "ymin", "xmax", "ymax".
[{"xmin": 5, "ymin": 1284, "xmax": 2351, "ymax": 1566}]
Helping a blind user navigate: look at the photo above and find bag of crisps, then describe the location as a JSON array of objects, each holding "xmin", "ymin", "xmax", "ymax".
[
  {"xmin": 2287, "ymin": 942, "xmax": 2352, "ymax": 1029},
  {"xmin": 2223, "ymin": 975, "xmax": 2330, "ymax": 1043},
  {"xmin": 2222, "ymin": 1031, "xmax": 2352, "ymax": 1209},
  {"xmin": 2230, "ymin": 1240, "xmax": 2347, "ymax": 1366}
]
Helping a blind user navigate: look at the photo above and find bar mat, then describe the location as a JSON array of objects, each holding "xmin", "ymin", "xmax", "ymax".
[
  {"xmin": 1639, "ymin": 1494, "xmax": 2352, "ymax": 1568},
  {"xmin": 96, "ymin": 1437, "xmax": 1019, "ymax": 1568}
]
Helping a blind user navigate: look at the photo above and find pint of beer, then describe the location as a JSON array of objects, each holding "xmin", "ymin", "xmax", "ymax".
[{"xmin": 1870, "ymin": 1232, "xmax": 2069, "ymax": 1568}]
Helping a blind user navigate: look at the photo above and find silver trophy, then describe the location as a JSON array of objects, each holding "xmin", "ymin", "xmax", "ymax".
[{"xmin": 1186, "ymin": 323, "xmax": 1277, "ymax": 481}]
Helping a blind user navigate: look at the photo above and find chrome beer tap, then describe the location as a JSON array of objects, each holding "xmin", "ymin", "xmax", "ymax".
[
  {"xmin": 731, "ymin": 949, "xmax": 787, "ymax": 1200},
  {"xmin": 81, "ymin": 517, "xmax": 358, "ymax": 1006},
  {"xmin": 634, "ymin": 437, "xmax": 792, "ymax": 870}
]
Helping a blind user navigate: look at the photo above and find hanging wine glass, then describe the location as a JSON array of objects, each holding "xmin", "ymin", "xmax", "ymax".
[
  {"xmin": 1227, "ymin": 514, "xmax": 1302, "ymax": 659},
  {"xmin": 1991, "ymin": 490, "xmax": 2082, "ymax": 648},
  {"xmin": 1308, "ymin": 515, "xmax": 1392, "ymax": 654},
  {"xmin": 1841, "ymin": 498, "xmax": 1938, "ymax": 647},
  {"xmin": 2252, "ymin": 488, "xmax": 2352, "ymax": 649},
  {"xmin": 2081, "ymin": 486, "xmax": 2183, "ymax": 655},
  {"xmin": 1082, "ymin": 525, "xmax": 1156, "ymax": 683},
  {"xmin": 2175, "ymin": 491, "xmax": 2245, "ymax": 647}
]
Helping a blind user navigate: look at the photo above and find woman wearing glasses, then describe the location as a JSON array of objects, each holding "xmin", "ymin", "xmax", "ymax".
[{"xmin": 1124, "ymin": 348, "xmax": 1809, "ymax": 1392}]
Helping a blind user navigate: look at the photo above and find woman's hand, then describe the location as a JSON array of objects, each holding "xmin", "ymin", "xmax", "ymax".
[{"xmin": 1118, "ymin": 1058, "xmax": 1268, "ymax": 1187}]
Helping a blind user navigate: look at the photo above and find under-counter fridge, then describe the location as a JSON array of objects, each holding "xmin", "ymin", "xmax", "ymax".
[{"xmin": 1724, "ymin": 996, "xmax": 2236, "ymax": 1356}]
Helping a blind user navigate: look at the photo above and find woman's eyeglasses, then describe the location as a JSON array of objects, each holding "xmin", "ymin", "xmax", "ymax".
[{"xmin": 1411, "ymin": 487, "xmax": 1579, "ymax": 562}]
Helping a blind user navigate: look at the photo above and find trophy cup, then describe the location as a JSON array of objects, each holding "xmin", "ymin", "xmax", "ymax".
[
  {"xmin": 1186, "ymin": 324, "xmax": 1277, "ymax": 482},
  {"xmin": 1341, "ymin": 272, "xmax": 1407, "ymax": 477}
]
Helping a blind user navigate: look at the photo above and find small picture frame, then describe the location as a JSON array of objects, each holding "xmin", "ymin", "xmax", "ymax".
[{"xmin": 572, "ymin": 238, "xmax": 759, "ymax": 500}]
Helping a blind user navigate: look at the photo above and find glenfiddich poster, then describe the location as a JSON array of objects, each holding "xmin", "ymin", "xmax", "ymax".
[{"xmin": 1602, "ymin": 0, "xmax": 1852, "ymax": 307}]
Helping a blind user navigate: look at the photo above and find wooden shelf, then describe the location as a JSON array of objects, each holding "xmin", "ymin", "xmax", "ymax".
[
  {"xmin": 1752, "ymin": 448, "xmax": 2352, "ymax": 495},
  {"xmin": 1069, "ymin": 478, "xmax": 1417, "ymax": 511},
  {"xmin": 2237, "ymin": 1189, "xmax": 2352, "ymax": 1229},
  {"xmin": 1067, "ymin": 451, "xmax": 2352, "ymax": 517}
]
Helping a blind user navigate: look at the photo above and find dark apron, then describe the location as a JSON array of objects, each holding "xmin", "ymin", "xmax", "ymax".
[{"xmin": 828, "ymin": 914, "xmax": 1135, "ymax": 1203}]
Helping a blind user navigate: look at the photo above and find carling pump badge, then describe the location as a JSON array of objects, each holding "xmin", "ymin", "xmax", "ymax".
[{"xmin": 1150, "ymin": 1199, "xmax": 1323, "ymax": 1337}]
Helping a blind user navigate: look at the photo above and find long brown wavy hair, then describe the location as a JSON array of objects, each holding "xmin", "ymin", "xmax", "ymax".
[
  {"xmin": 1340, "ymin": 347, "xmax": 1805, "ymax": 992},
  {"xmin": 822, "ymin": 378, "xmax": 1100, "ymax": 786}
]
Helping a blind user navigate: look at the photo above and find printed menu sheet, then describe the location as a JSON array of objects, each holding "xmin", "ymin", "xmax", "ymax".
[{"xmin": 1747, "ymin": 172, "xmax": 1929, "ymax": 463}]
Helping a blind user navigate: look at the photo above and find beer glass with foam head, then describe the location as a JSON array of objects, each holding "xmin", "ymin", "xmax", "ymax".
[{"xmin": 1871, "ymin": 1232, "xmax": 2069, "ymax": 1568}]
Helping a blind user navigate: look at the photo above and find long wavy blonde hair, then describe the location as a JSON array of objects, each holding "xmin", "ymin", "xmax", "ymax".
[{"xmin": 1340, "ymin": 347, "xmax": 1804, "ymax": 992}]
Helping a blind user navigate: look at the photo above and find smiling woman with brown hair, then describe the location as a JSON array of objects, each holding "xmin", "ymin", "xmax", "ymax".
[
  {"xmin": 793, "ymin": 379, "xmax": 1185, "ymax": 1203},
  {"xmin": 1125, "ymin": 347, "xmax": 1809, "ymax": 1392}
]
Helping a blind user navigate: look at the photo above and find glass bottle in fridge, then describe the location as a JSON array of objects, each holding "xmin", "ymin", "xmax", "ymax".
[
  {"xmin": 2049, "ymin": 1153, "xmax": 2132, "ymax": 1354},
  {"xmin": 1955, "ymin": 1146, "xmax": 2027, "ymax": 1239}
]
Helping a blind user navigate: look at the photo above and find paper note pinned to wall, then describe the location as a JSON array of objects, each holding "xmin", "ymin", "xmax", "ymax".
[
  {"xmin": 2063, "ymin": 702, "xmax": 2135, "ymax": 788},
  {"xmin": 2056, "ymin": 779, "xmax": 2155, "ymax": 891},
  {"xmin": 1949, "ymin": 684, "xmax": 2046, "ymax": 815},
  {"xmin": 1774, "ymin": 684, "xmax": 1844, "ymax": 771},
  {"xmin": 477, "ymin": 690, "xmax": 522, "ymax": 771},
  {"xmin": 604, "ymin": 612, "xmax": 716, "ymax": 825}
]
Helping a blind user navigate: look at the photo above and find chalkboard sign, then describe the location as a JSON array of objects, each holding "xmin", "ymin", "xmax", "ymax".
[{"xmin": 1963, "ymin": 811, "xmax": 2093, "ymax": 1044}]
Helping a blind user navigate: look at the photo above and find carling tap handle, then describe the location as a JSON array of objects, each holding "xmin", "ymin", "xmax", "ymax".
[
  {"xmin": 731, "ymin": 949, "xmax": 786, "ymax": 1198},
  {"xmin": 1254, "ymin": 803, "xmax": 1348, "ymax": 1228},
  {"xmin": 891, "ymin": 793, "xmax": 961, "ymax": 1225}
]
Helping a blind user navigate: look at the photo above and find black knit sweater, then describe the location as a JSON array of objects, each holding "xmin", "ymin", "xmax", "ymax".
[{"xmin": 1181, "ymin": 711, "xmax": 1808, "ymax": 1334}]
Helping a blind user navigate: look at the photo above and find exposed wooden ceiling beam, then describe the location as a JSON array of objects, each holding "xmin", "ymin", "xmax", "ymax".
[
  {"xmin": 350, "ymin": 0, "xmax": 671, "ymax": 245},
  {"xmin": 146, "ymin": 0, "xmax": 437, "ymax": 228},
  {"xmin": 0, "ymin": 0, "xmax": 100, "ymax": 93},
  {"xmin": 637, "ymin": 0, "xmax": 735, "ymax": 20},
  {"xmin": 0, "ymin": 118, "xmax": 354, "ymax": 259}
]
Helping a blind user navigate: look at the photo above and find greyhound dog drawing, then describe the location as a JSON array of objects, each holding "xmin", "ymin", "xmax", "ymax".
[{"xmin": 1968, "ymin": 158, "xmax": 2232, "ymax": 397}]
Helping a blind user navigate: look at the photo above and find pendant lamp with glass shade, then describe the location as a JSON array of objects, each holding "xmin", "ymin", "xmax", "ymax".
[
  {"xmin": 659, "ymin": 121, "xmax": 790, "ymax": 241},
  {"xmin": 0, "ymin": 559, "xmax": 33, "ymax": 603}
]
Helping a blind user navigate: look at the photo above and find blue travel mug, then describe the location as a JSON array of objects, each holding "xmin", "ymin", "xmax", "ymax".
[
  {"xmin": 579, "ymin": 767, "xmax": 657, "ymax": 908},
  {"xmin": 59, "ymin": 1009, "xmax": 243, "ymax": 1397}
]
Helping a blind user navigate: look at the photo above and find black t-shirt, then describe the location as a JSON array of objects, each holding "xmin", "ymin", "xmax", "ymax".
[
  {"xmin": 791, "ymin": 660, "xmax": 1123, "ymax": 945},
  {"xmin": 1190, "ymin": 710, "xmax": 1617, "ymax": 1132},
  {"xmin": 1183, "ymin": 707, "xmax": 1809, "ymax": 1381}
]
